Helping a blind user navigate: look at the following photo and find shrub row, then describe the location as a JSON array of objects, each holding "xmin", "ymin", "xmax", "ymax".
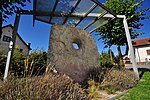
[
  {"xmin": 0, "ymin": 73, "xmax": 87, "ymax": 100},
  {"xmin": 0, "ymin": 49, "xmax": 47, "ymax": 78},
  {"xmin": 102, "ymin": 69, "xmax": 139, "ymax": 90}
]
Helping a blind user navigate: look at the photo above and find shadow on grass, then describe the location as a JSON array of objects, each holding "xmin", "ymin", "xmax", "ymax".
[
  {"xmin": 128, "ymin": 68, "xmax": 150, "ymax": 79},
  {"xmin": 138, "ymin": 68, "xmax": 150, "ymax": 79}
]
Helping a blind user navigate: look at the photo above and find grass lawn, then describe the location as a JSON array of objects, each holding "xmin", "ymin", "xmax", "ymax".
[{"xmin": 117, "ymin": 72, "xmax": 150, "ymax": 100}]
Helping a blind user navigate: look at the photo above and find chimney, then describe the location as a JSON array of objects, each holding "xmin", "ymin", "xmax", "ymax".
[{"xmin": 28, "ymin": 43, "xmax": 31, "ymax": 50}]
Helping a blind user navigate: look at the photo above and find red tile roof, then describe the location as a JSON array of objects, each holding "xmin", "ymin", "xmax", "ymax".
[{"xmin": 132, "ymin": 38, "xmax": 150, "ymax": 47}]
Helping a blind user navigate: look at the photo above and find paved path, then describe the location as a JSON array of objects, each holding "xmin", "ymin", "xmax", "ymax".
[
  {"xmin": 125, "ymin": 64, "xmax": 150, "ymax": 70},
  {"xmin": 125, "ymin": 64, "xmax": 150, "ymax": 78}
]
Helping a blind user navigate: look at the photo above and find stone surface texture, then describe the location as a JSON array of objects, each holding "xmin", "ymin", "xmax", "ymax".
[{"xmin": 47, "ymin": 25, "xmax": 100, "ymax": 83}]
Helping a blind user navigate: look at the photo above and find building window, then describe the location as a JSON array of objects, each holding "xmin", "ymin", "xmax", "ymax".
[
  {"xmin": 3, "ymin": 35, "xmax": 11, "ymax": 42},
  {"xmin": 147, "ymin": 49, "xmax": 150, "ymax": 55}
]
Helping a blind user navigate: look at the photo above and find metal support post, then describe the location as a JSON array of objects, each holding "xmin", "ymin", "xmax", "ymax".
[
  {"xmin": 4, "ymin": 13, "xmax": 20, "ymax": 81},
  {"xmin": 123, "ymin": 16, "xmax": 139, "ymax": 79}
]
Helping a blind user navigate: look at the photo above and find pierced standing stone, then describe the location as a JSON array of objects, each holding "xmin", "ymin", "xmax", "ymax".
[{"xmin": 47, "ymin": 25, "xmax": 100, "ymax": 83}]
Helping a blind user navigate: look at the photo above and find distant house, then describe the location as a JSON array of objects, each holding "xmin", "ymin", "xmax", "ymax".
[
  {"xmin": 132, "ymin": 38, "xmax": 150, "ymax": 64},
  {"xmin": 0, "ymin": 24, "xmax": 31, "ymax": 57}
]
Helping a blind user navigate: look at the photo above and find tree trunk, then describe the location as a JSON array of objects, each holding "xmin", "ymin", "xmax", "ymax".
[
  {"xmin": 124, "ymin": 42, "xmax": 129, "ymax": 56},
  {"xmin": 109, "ymin": 49, "xmax": 114, "ymax": 64},
  {"xmin": 117, "ymin": 45, "xmax": 125, "ymax": 68}
]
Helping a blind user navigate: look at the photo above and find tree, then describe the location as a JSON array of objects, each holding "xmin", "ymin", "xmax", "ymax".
[
  {"xmin": 96, "ymin": 0, "xmax": 149, "ymax": 67},
  {"xmin": 0, "ymin": 0, "xmax": 31, "ymax": 39},
  {"xmin": 108, "ymin": 48, "xmax": 115, "ymax": 63}
]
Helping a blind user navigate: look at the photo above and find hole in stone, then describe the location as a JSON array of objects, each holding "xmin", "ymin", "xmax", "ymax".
[{"xmin": 72, "ymin": 42, "xmax": 79, "ymax": 50}]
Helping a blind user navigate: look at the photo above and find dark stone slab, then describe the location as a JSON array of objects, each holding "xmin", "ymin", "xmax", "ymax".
[{"xmin": 47, "ymin": 25, "xmax": 100, "ymax": 83}]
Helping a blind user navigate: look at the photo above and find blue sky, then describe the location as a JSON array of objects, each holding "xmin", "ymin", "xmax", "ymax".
[{"xmin": 2, "ymin": 0, "xmax": 150, "ymax": 55}]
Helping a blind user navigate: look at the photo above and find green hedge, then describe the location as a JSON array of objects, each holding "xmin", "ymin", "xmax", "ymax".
[{"xmin": 0, "ymin": 49, "xmax": 47, "ymax": 78}]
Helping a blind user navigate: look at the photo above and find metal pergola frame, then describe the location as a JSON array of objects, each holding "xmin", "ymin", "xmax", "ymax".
[
  {"xmin": 3, "ymin": 0, "xmax": 139, "ymax": 80},
  {"xmin": 33, "ymin": 0, "xmax": 116, "ymax": 27}
]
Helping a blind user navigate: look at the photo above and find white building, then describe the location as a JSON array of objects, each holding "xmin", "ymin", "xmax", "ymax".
[
  {"xmin": 0, "ymin": 24, "xmax": 31, "ymax": 57},
  {"xmin": 132, "ymin": 38, "xmax": 150, "ymax": 64}
]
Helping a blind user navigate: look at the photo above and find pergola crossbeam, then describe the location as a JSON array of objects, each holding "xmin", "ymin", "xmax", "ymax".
[
  {"xmin": 83, "ymin": 11, "xmax": 108, "ymax": 30},
  {"xmin": 75, "ymin": 3, "xmax": 98, "ymax": 27},
  {"xmin": 49, "ymin": 0, "xmax": 59, "ymax": 23},
  {"xmin": 33, "ymin": 0, "xmax": 37, "ymax": 26},
  {"xmin": 91, "ymin": 0, "xmax": 116, "ymax": 17},
  {"xmin": 89, "ymin": 17, "xmax": 115, "ymax": 33},
  {"xmin": 18, "ymin": 11, "xmax": 120, "ymax": 18},
  {"xmin": 63, "ymin": 0, "xmax": 81, "ymax": 24}
]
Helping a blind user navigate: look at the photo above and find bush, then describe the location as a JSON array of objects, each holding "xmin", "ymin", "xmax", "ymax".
[
  {"xmin": 0, "ymin": 48, "xmax": 25, "ymax": 78},
  {"xmin": 0, "ymin": 73, "xmax": 87, "ymax": 100},
  {"xmin": 0, "ymin": 49, "xmax": 6, "ymax": 79},
  {"xmin": 11, "ymin": 48, "xmax": 25, "ymax": 77},
  {"xmin": 0, "ymin": 49, "xmax": 47, "ymax": 78},
  {"xmin": 24, "ymin": 49, "xmax": 47, "ymax": 77},
  {"xmin": 99, "ymin": 84, "xmax": 118, "ymax": 94},
  {"xmin": 86, "ymin": 80, "xmax": 102, "ymax": 99},
  {"xmin": 93, "ymin": 52, "xmax": 114, "ymax": 83},
  {"xmin": 102, "ymin": 69, "xmax": 139, "ymax": 90},
  {"xmin": 99, "ymin": 52, "xmax": 114, "ymax": 69},
  {"xmin": 89, "ymin": 67, "xmax": 108, "ymax": 83}
]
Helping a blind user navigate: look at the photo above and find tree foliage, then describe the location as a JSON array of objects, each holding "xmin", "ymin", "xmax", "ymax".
[
  {"xmin": 96, "ymin": 0, "xmax": 149, "ymax": 49},
  {"xmin": 0, "ymin": 0, "xmax": 31, "ymax": 39},
  {"xmin": 95, "ymin": 0, "xmax": 149, "ymax": 67},
  {"xmin": 1, "ymin": 0, "xmax": 31, "ymax": 22}
]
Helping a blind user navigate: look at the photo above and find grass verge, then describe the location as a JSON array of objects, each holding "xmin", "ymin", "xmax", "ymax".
[{"xmin": 117, "ymin": 72, "xmax": 150, "ymax": 100}]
